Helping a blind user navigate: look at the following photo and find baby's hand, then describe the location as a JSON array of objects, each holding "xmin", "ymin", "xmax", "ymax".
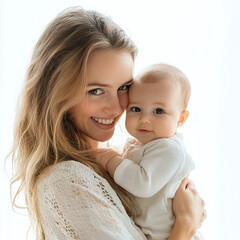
[
  {"xmin": 95, "ymin": 149, "xmax": 121, "ymax": 171},
  {"xmin": 123, "ymin": 137, "xmax": 141, "ymax": 153}
]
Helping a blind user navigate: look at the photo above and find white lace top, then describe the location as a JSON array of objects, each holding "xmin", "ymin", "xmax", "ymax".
[{"xmin": 37, "ymin": 160, "xmax": 147, "ymax": 240}]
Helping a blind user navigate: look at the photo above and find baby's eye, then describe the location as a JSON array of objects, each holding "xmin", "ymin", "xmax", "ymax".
[
  {"xmin": 130, "ymin": 107, "xmax": 141, "ymax": 112},
  {"xmin": 118, "ymin": 85, "xmax": 131, "ymax": 91},
  {"xmin": 88, "ymin": 88, "xmax": 103, "ymax": 95},
  {"xmin": 153, "ymin": 108, "xmax": 164, "ymax": 114}
]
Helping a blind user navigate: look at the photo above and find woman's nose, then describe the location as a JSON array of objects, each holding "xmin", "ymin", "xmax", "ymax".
[
  {"xmin": 103, "ymin": 95, "xmax": 123, "ymax": 116},
  {"xmin": 139, "ymin": 115, "xmax": 150, "ymax": 124}
]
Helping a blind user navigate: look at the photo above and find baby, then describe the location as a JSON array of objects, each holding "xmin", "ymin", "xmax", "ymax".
[{"xmin": 95, "ymin": 64, "xmax": 203, "ymax": 240}]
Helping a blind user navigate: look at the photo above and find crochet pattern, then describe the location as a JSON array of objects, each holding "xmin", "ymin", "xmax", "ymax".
[{"xmin": 37, "ymin": 161, "xmax": 146, "ymax": 240}]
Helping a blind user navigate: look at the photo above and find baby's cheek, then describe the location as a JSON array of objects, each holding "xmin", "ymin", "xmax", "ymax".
[
  {"xmin": 125, "ymin": 115, "xmax": 135, "ymax": 135},
  {"xmin": 163, "ymin": 119, "xmax": 177, "ymax": 137}
]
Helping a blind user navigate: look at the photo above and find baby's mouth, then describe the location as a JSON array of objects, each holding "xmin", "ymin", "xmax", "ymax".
[{"xmin": 138, "ymin": 129, "xmax": 152, "ymax": 132}]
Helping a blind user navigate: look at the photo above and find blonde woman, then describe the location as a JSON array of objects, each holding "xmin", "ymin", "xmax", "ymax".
[{"xmin": 11, "ymin": 7, "xmax": 206, "ymax": 240}]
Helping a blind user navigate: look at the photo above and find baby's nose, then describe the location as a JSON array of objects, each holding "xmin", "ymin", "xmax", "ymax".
[{"xmin": 139, "ymin": 115, "xmax": 150, "ymax": 124}]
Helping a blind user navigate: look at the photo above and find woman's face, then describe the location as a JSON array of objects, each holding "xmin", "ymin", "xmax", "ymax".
[{"xmin": 70, "ymin": 49, "xmax": 134, "ymax": 147}]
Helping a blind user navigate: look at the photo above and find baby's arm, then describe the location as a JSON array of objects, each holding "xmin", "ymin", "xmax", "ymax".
[
  {"xmin": 96, "ymin": 139, "xmax": 192, "ymax": 198},
  {"xmin": 114, "ymin": 140, "xmax": 185, "ymax": 198},
  {"xmin": 95, "ymin": 149, "xmax": 124, "ymax": 178},
  {"xmin": 95, "ymin": 138, "xmax": 141, "ymax": 177}
]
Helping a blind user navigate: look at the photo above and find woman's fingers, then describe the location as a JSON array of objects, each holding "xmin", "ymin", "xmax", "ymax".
[
  {"xmin": 198, "ymin": 208, "xmax": 207, "ymax": 228},
  {"xmin": 203, "ymin": 209, "xmax": 207, "ymax": 220},
  {"xmin": 186, "ymin": 179, "xmax": 199, "ymax": 195},
  {"xmin": 179, "ymin": 176, "xmax": 190, "ymax": 189},
  {"xmin": 179, "ymin": 177, "xmax": 198, "ymax": 195},
  {"xmin": 174, "ymin": 177, "xmax": 206, "ymax": 232},
  {"xmin": 187, "ymin": 181, "xmax": 206, "ymax": 229}
]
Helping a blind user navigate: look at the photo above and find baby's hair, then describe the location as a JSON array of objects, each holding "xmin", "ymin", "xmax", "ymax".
[{"xmin": 136, "ymin": 64, "xmax": 191, "ymax": 110}]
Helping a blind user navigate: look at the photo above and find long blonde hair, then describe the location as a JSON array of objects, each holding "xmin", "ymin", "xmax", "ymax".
[{"xmin": 10, "ymin": 7, "xmax": 138, "ymax": 239}]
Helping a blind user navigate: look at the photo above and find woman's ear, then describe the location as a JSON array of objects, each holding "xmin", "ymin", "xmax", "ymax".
[{"xmin": 177, "ymin": 110, "xmax": 190, "ymax": 127}]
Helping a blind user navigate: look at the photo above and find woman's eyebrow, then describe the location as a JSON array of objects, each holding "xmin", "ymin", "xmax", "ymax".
[
  {"xmin": 124, "ymin": 79, "xmax": 134, "ymax": 85},
  {"xmin": 87, "ymin": 79, "xmax": 133, "ymax": 87}
]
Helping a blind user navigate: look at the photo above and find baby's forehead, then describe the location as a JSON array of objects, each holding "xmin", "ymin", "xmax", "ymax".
[
  {"xmin": 131, "ymin": 77, "xmax": 180, "ymax": 90},
  {"xmin": 129, "ymin": 79, "xmax": 183, "ymax": 105}
]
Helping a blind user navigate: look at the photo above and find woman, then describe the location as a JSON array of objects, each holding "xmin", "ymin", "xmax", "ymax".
[{"xmin": 11, "ymin": 7, "xmax": 206, "ymax": 240}]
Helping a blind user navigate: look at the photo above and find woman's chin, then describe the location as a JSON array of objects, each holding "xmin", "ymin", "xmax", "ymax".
[
  {"xmin": 90, "ymin": 131, "xmax": 115, "ymax": 143},
  {"xmin": 98, "ymin": 133, "xmax": 114, "ymax": 142}
]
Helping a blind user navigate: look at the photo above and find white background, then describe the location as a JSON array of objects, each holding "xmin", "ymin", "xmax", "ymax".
[{"xmin": 1, "ymin": 0, "xmax": 240, "ymax": 239}]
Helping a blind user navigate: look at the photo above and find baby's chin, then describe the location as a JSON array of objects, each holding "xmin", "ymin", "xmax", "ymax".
[
  {"xmin": 139, "ymin": 135, "xmax": 173, "ymax": 145},
  {"xmin": 135, "ymin": 137, "xmax": 152, "ymax": 146}
]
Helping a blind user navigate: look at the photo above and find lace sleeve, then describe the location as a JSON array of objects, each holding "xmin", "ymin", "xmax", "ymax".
[{"xmin": 37, "ymin": 160, "xmax": 146, "ymax": 240}]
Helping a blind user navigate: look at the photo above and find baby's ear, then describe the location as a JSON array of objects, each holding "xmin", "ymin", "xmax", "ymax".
[{"xmin": 177, "ymin": 110, "xmax": 190, "ymax": 127}]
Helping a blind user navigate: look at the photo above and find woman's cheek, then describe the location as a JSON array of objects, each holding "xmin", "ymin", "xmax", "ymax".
[{"xmin": 119, "ymin": 93, "xmax": 129, "ymax": 110}]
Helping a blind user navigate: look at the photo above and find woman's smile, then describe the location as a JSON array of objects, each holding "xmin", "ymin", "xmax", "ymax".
[
  {"xmin": 90, "ymin": 116, "xmax": 116, "ymax": 130},
  {"xmin": 91, "ymin": 117, "xmax": 115, "ymax": 124}
]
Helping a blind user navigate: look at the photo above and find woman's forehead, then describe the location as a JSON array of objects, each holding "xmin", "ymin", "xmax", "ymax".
[{"xmin": 86, "ymin": 49, "xmax": 134, "ymax": 86}]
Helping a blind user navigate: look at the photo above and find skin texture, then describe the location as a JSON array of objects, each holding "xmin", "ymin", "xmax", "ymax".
[
  {"xmin": 126, "ymin": 79, "xmax": 189, "ymax": 145},
  {"xmin": 70, "ymin": 49, "xmax": 205, "ymax": 239},
  {"xmin": 70, "ymin": 49, "xmax": 134, "ymax": 148}
]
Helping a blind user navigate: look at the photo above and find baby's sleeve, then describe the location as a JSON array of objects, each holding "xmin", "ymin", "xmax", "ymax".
[{"xmin": 114, "ymin": 139, "xmax": 186, "ymax": 198}]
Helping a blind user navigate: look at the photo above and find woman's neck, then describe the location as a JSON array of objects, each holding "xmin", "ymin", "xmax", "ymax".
[
  {"xmin": 91, "ymin": 141, "xmax": 99, "ymax": 149},
  {"xmin": 86, "ymin": 137, "xmax": 99, "ymax": 149}
]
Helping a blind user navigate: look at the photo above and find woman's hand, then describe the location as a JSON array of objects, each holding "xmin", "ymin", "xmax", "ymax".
[{"xmin": 170, "ymin": 177, "xmax": 206, "ymax": 240}]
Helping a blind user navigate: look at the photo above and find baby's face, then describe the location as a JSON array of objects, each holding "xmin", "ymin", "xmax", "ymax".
[{"xmin": 126, "ymin": 79, "xmax": 183, "ymax": 145}]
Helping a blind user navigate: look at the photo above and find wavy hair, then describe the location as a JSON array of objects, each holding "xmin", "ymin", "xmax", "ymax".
[{"xmin": 10, "ymin": 7, "xmax": 138, "ymax": 239}]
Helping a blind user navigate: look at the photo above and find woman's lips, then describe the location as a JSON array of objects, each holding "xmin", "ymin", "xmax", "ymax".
[{"xmin": 91, "ymin": 117, "xmax": 116, "ymax": 130}]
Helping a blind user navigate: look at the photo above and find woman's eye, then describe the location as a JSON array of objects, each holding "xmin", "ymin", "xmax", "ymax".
[
  {"xmin": 131, "ymin": 107, "xmax": 141, "ymax": 112},
  {"xmin": 88, "ymin": 88, "xmax": 103, "ymax": 95},
  {"xmin": 153, "ymin": 108, "xmax": 164, "ymax": 114},
  {"xmin": 118, "ymin": 85, "xmax": 130, "ymax": 91}
]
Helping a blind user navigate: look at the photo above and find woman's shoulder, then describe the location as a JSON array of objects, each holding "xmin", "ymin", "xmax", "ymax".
[
  {"xmin": 38, "ymin": 160, "xmax": 104, "ymax": 189},
  {"xmin": 50, "ymin": 160, "xmax": 95, "ymax": 177},
  {"xmin": 53, "ymin": 159, "xmax": 94, "ymax": 173},
  {"xmin": 37, "ymin": 160, "xmax": 124, "ymax": 210}
]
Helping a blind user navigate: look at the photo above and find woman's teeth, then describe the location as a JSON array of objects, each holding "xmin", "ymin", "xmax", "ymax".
[{"xmin": 91, "ymin": 117, "xmax": 114, "ymax": 125}]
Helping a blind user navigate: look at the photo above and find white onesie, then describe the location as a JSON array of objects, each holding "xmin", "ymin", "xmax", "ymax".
[{"xmin": 114, "ymin": 133, "xmax": 203, "ymax": 240}]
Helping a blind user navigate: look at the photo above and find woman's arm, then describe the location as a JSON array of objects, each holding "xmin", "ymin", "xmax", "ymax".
[{"xmin": 168, "ymin": 177, "xmax": 206, "ymax": 240}]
